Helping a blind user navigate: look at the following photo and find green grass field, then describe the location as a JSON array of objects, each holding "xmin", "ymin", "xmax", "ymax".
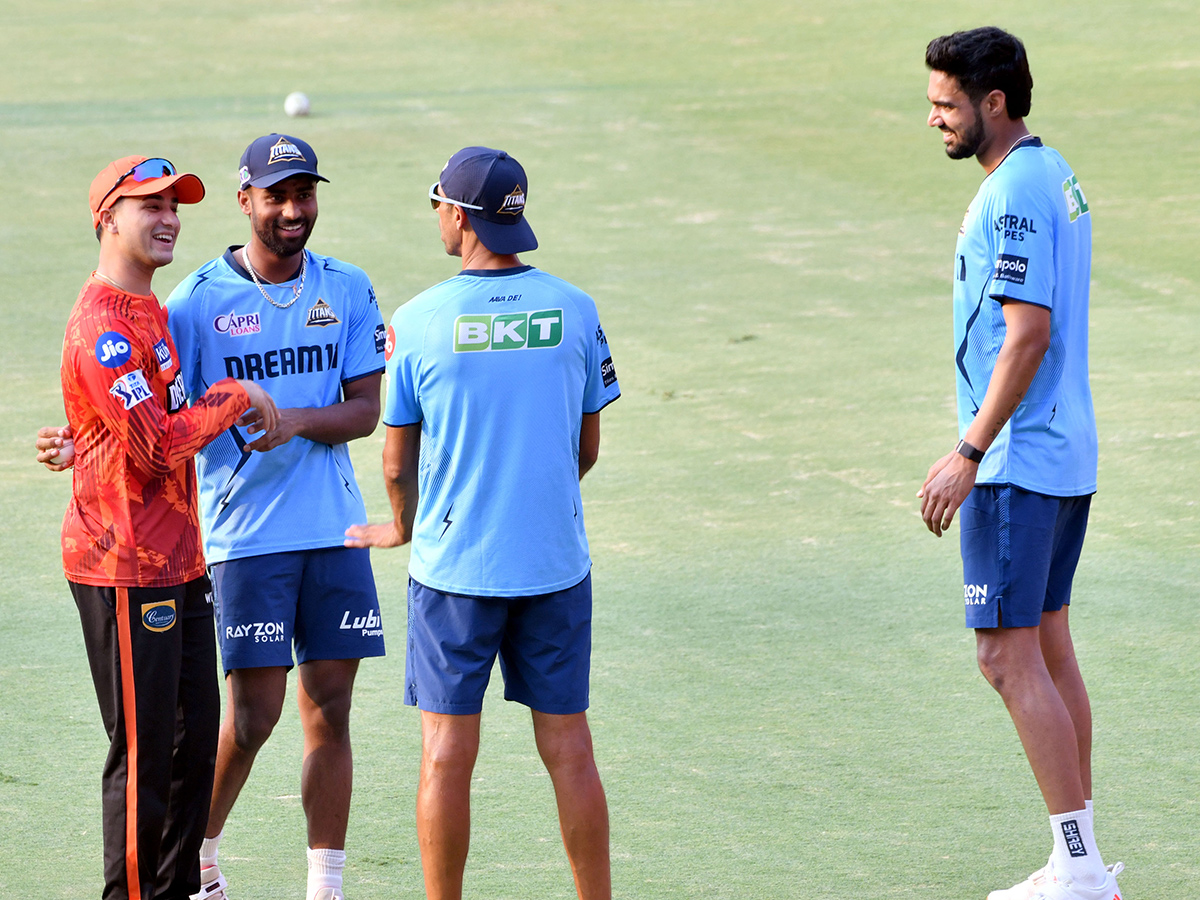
[{"xmin": 2, "ymin": 1, "xmax": 1198, "ymax": 897}]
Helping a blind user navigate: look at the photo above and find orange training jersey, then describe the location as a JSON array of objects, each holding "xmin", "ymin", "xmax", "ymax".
[{"xmin": 60, "ymin": 275, "xmax": 251, "ymax": 587}]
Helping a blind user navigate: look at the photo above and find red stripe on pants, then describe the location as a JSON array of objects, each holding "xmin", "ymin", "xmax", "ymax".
[{"xmin": 115, "ymin": 588, "xmax": 142, "ymax": 899}]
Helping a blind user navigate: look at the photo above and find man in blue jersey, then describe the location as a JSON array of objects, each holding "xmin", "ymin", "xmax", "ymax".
[
  {"xmin": 168, "ymin": 135, "xmax": 385, "ymax": 900},
  {"xmin": 919, "ymin": 29, "xmax": 1122, "ymax": 900},
  {"xmin": 346, "ymin": 147, "xmax": 619, "ymax": 900}
]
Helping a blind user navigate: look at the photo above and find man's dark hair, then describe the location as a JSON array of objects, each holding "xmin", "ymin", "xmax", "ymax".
[{"xmin": 926, "ymin": 27, "xmax": 1033, "ymax": 119}]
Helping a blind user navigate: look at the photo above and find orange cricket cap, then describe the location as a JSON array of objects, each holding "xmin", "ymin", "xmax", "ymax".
[{"xmin": 89, "ymin": 156, "xmax": 205, "ymax": 228}]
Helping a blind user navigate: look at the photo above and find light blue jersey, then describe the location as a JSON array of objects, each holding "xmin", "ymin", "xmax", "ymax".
[
  {"xmin": 384, "ymin": 266, "xmax": 620, "ymax": 597},
  {"xmin": 166, "ymin": 248, "xmax": 386, "ymax": 563},
  {"xmin": 953, "ymin": 138, "xmax": 1097, "ymax": 496}
]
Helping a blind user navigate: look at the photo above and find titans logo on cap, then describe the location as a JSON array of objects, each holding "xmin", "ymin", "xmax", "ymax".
[{"xmin": 268, "ymin": 137, "xmax": 306, "ymax": 165}]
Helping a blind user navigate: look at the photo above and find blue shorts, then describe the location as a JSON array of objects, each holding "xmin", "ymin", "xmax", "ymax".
[
  {"xmin": 211, "ymin": 547, "xmax": 385, "ymax": 674},
  {"xmin": 406, "ymin": 573, "xmax": 592, "ymax": 716},
  {"xmin": 960, "ymin": 485, "xmax": 1091, "ymax": 629}
]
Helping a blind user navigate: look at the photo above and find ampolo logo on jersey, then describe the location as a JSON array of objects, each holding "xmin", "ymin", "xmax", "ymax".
[
  {"xmin": 305, "ymin": 298, "xmax": 340, "ymax": 328},
  {"xmin": 109, "ymin": 369, "xmax": 153, "ymax": 410},
  {"xmin": 214, "ymin": 311, "xmax": 262, "ymax": 337},
  {"xmin": 964, "ymin": 583, "xmax": 988, "ymax": 606},
  {"xmin": 339, "ymin": 608, "xmax": 383, "ymax": 637},
  {"xmin": 268, "ymin": 137, "xmax": 306, "ymax": 165},
  {"xmin": 141, "ymin": 600, "xmax": 177, "ymax": 632},
  {"xmin": 453, "ymin": 310, "xmax": 563, "ymax": 352},
  {"xmin": 95, "ymin": 331, "xmax": 132, "ymax": 368},
  {"xmin": 994, "ymin": 254, "xmax": 1029, "ymax": 285}
]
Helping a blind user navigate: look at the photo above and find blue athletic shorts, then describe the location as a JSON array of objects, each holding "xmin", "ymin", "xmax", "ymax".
[
  {"xmin": 405, "ymin": 573, "xmax": 592, "ymax": 715},
  {"xmin": 959, "ymin": 485, "xmax": 1092, "ymax": 629},
  {"xmin": 210, "ymin": 547, "xmax": 384, "ymax": 674}
]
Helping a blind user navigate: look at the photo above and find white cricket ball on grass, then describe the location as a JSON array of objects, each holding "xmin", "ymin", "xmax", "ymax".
[{"xmin": 284, "ymin": 92, "xmax": 310, "ymax": 117}]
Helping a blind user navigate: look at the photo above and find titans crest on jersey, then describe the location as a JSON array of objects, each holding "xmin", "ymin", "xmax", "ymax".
[
  {"xmin": 953, "ymin": 138, "xmax": 1097, "ymax": 497},
  {"xmin": 384, "ymin": 266, "xmax": 621, "ymax": 597},
  {"xmin": 165, "ymin": 248, "xmax": 386, "ymax": 563}
]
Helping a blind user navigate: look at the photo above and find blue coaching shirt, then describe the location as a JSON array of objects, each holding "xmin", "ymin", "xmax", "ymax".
[
  {"xmin": 166, "ymin": 248, "xmax": 386, "ymax": 563},
  {"xmin": 953, "ymin": 138, "xmax": 1097, "ymax": 497},
  {"xmin": 384, "ymin": 266, "xmax": 621, "ymax": 597}
]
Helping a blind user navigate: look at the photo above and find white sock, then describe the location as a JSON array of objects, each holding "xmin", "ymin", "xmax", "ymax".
[
  {"xmin": 1049, "ymin": 808, "xmax": 1106, "ymax": 888},
  {"xmin": 307, "ymin": 847, "xmax": 346, "ymax": 899},
  {"xmin": 200, "ymin": 829, "xmax": 223, "ymax": 876}
]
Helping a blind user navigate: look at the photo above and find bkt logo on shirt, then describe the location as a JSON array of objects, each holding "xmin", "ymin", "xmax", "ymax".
[
  {"xmin": 214, "ymin": 311, "xmax": 262, "ymax": 337},
  {"xmin": 994, "ymin": 254, "xmax": 1029, "ymax": 285},
  {"xmin": 109, "ymin": 369, "xmax": 153, "ymax": 410},
  {"xmin": 453, "ymin": 309, "xmax": 563, "ymax": 353},
  {"xmin": 964, "ymin": 583, "xmax": 989, "ymax": 606},
  {"xmin": 95, "ymin": 331, "xmax": 132, "ymax": 368}
]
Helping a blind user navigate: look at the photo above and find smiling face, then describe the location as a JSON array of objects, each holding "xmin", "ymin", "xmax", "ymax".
[
  {"xmin": 239, "ymin": 175, "xmax": 318, "ymax": 259},
  {"xmin": 106, "ymin": 189, "xmax": 181, "ymax": 271},
  {"xmin": 927, "ymin": 70, "xmax": 987, "ymax": 160}
]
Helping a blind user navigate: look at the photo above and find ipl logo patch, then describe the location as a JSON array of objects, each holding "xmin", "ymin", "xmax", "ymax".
[{"xmin": 141, "ymin": 600, "xmax": 177, "ymax": 632}]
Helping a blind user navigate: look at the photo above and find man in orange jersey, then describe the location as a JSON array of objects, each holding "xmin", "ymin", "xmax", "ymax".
[{"xmin": 57, "ymin": 156, "xmax": 277, "ymax": 900}]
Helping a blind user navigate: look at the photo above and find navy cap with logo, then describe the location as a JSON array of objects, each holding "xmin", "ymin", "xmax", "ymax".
[
  {"xmin": 438, "ymin": 146, "xmax": 537, "ymax": 255},
  {"xmin": 239, "ymin": 134, "xmax": 329, "ymax": 190}
]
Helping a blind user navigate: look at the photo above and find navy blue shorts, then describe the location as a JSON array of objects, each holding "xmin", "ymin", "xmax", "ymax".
[
  {"xmin": 211, "ymin": 547, "xmax": 384, "ymax": 674},
  {"xmin": 405, "ymin": 573, "xmax": 592, "ymax": 716},
  {"xmin": 960, "ymin": 485, "xmax": 1092, "ymax": 629}
]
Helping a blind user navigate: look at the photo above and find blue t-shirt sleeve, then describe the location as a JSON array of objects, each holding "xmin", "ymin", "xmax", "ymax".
[
  {"xmin": 984, "ymin": 170, "xmax": 1056, "ymax": 309},
  {"xmin": 164, "ymin": 279, "xmax": 204, "ymax": 402},
  {"xmin": 579, "ymin": 295, "xmax": 620, "ymax": 414},
  {"xmin": 383, "ymin": 304, "xmax": 423, "ymax": 427},
  {"xmin": 343, "ymin": 273, "xmax": 386, "ymax": 382}
]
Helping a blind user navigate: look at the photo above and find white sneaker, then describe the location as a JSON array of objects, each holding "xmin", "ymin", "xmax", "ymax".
[
  {"xmin": 311, "ymin": 889, "xmax": 345, "ymax": 900},
  {"xmin": 190, "ymin": 866, "xmax": 229, "ymax": 900},
  {"xmin": 988, "ymin": 858, "xmax": 1054, "ymax": 900},
  {"xmin": 1030, "ymin": 862, "xmax": 1125, "ymax": 900}
]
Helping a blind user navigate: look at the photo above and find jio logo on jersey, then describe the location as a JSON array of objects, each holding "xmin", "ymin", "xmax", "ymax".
[{"xmin": 95, "ymin": 332, "xmax": 132, "ymax": 368}]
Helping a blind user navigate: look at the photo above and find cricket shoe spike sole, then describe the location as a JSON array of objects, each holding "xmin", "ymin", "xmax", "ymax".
[{"xmin": 190, "ymin": 868, "xmax": 229, "ymax": 900}]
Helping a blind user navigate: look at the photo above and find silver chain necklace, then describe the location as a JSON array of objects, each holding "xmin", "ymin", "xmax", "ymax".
[{"xmin": 243, "ymin": 246, "xmax": 306, "ymax": 309}]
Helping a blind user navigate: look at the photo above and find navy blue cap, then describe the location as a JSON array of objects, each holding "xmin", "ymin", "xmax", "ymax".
[
  {"xmin": 239, "ymin": 134, "xmax": 329, "ymax": 190},
  {"xmin": 439, "ymin": 147, "xmax": 537, "ymax": 255}
]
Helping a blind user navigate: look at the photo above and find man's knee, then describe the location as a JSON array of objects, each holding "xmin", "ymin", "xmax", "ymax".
[
  {"xmin": 229, "ymin": 697, "xmax": 282, "ymax": 752},
  {"xmin": 533, "ymin": 714, "xmax": 596, "ymax": 775},
  {"xmin": 299, "ymin": 660, "xmax": 358, "ymax": 738}
]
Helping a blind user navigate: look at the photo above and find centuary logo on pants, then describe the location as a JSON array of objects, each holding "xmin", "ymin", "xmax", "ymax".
[{"xmin": 141, "ymin": 600, "xmax": 177, "ymax": 632}]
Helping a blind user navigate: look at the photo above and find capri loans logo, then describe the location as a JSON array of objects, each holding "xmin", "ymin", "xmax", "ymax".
[{"xmin": 453, "ymin": 310, "xmax": 563, "ymax": 352}]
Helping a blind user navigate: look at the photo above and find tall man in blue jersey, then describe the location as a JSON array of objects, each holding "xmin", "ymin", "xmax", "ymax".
[
  {"xmin": 346, "ymin": 147, "xmax": 619, "ymax": 900},
  {"xmin": 167, "ymin": 135, "xmax": 386, "ymax": 900},
  {"xmin": 919, "ymin": 29, "xmax": 1122, "ymax": 900}
]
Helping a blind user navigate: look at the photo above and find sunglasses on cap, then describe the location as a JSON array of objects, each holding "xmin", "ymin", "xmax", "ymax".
[
  {"xmin": 429, "ymin": 182, "xmax": 483, "ymax": 211},
  {"xmin": 98, "ymin": 158, "xmax": 178, "ymax": 209}
]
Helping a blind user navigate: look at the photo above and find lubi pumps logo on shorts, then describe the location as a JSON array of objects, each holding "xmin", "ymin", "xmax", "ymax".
[
  {"xmin": 453, "ymin": 310, "xmax": 563, "ymax": 352},
  {"xmin": 964, "ymin": 583, "xmax": 989, "ymax": 606},
  {"xmin": 268, "ymin": 137, "xmax": 305, "ymax": 165},
  {"xmin": 340, "ymin": 608, "xmax": 382, "ymax": 637},
  {"xmin": 141, "ymin": 600, "xmax": 177, "ymax": 632}
]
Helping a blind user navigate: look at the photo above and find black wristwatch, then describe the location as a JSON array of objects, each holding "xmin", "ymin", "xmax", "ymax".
[{"xmin": 955, "ymin": 439, "xmax": 985, "ymax": 463}]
